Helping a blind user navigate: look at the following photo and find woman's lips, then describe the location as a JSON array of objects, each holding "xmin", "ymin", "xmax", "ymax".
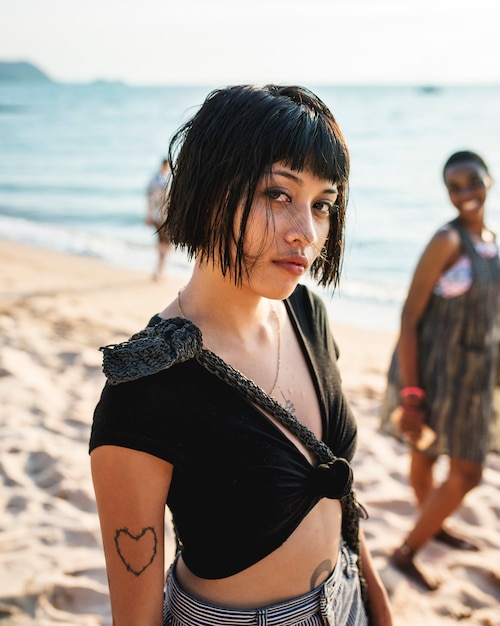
[{"xmin": 274, "ymin": 256, "xmax": 308, "ymax": 275}]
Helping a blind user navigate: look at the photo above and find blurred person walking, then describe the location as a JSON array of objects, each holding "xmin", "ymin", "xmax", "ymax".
[{"xmin": 146, "ymin": 158, "xmax": 172, "ymax": 281}]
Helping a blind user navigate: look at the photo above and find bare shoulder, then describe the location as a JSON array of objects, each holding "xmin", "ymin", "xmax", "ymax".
[
  {"xmin": 422, "ymin": 224, "xmax": 462, "ymax": 265},
  {"xmin": 433, "ymin": 223, "xmax": 461, "ymax": 246}
]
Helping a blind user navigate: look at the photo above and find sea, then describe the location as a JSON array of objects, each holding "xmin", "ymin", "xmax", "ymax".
[{"xmin": 2, "ymin": 81, "xmax": 500, "ymax": 331}]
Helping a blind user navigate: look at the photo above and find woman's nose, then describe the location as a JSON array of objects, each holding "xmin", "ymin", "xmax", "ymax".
[{"xmin": 284, "ymin": 204, "xmax": 318, "ymax": 246}]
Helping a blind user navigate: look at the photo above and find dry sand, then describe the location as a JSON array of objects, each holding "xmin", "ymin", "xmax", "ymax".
[{"xmin": 1, "ymin": 240, "xmax": 499, "ymax": 625}]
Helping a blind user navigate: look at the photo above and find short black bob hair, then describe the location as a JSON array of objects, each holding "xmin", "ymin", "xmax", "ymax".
[{"xmin": 165, "ymin": 84, "xmax": 350, "ymax": 288}]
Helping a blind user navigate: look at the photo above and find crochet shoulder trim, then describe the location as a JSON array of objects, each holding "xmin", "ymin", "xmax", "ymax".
[{"xmin": 100, "ymin": 317, "xmax": 202, "ymax": 385}]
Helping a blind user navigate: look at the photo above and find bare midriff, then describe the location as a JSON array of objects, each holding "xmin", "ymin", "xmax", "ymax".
[{"xmin": 175, "ymin": 497, "xmax": 342, "ymax": 609}]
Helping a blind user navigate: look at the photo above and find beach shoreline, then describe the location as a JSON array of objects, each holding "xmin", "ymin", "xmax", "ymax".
[{"xmin": 1, "ymin": 240, "xmax": 499, "ymax": 626}]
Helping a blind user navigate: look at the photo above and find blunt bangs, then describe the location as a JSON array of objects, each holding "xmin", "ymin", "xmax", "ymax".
[
  {"xmin": 165, "ymin": 85, "xmax": 350, "ymax": 288},
  {"xmin": 261, "ymin": 93, "xmax": 349, "ymax": 187}
]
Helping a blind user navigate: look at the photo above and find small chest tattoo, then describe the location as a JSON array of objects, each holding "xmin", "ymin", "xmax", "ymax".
[{"xmin": 279, "ymin": 390, "xmax": 296, "ymax": 415}]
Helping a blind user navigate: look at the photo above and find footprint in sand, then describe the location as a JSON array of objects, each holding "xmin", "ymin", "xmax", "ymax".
[
  {"xmin": 63, "ymin": 528, "xmax": 100, "ymax": 549},
  {"xmin": 40, "ymin": 582, "xmax": 110, "ymax": 625},
  {"xmin": 55, "ymin": 487, "xmax": 97, "ymax": 513},
  {"xmin": 67, "ymin": 567, "xmax": 109, "ymax": 587},
  {"xmin": 26, "ymin": 450, "xmax": 63, "ymax": 489},
  {"xmin": 464, "ymin": 564, "xmax": 500, "ymax": 597},
  {"xmin": 6, "ymin": 494, "xmax": 28, "ymax": 514}
]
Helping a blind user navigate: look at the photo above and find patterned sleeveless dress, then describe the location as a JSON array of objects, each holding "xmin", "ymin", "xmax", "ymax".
[{"xmin": 381, "ymin": 218, "xmax": 500, "ymax": 463}]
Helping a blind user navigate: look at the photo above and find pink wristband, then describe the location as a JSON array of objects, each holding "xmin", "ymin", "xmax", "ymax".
[{"xmin": 400, "ymin": 386, "xmax": 426, "ymax": 400}]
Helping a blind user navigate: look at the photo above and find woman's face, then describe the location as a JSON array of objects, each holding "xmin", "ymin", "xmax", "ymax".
[
  {"xmin": 238, "ymin": 161, "xmax": 338, "ymax": 299},
  {"xmin": 444, "ymin": 160, "xmax": 492, "ymax": 219}
]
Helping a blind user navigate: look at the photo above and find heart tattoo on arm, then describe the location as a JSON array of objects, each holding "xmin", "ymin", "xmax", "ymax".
[{"xmin": 114, "ymin": 526, "xmax": 158, "ymax": 577}]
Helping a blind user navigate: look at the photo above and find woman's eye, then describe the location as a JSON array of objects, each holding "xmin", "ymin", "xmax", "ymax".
[
  {"xmin": 447, "ymin": 179, "xmax": 485, "ymax": 194},
  {"xmin": 470, "ymin": 178, "xmax": 485, "ymax": 189},
  {"xmin": 266, "ymin": 189, "xmax": 290, "ymax": 203},
  {"xmin": 314, "ymin": 201, "xmax": 337, "ymax": 216}
]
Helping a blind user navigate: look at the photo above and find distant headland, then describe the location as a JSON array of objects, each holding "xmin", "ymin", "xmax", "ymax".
[
  {"xmin": 0, "ymin": 61, "xmax": 53, "ymax": 82},
  {"xmin": 0, "ymin": 61, "xmax": 54, "ymax": 82},
  {"xmin": 0, "ymin": 61, "xmax": 128, "ymax": 86}
]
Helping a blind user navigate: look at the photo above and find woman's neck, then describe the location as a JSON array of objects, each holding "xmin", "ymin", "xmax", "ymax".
[
  {"xmin": 456, "ymin": 215, "xmax": 487, "ymax": 239},
  {"xmin": 172, "ymin": 266, "xmax": 282, "ymax": 351}
]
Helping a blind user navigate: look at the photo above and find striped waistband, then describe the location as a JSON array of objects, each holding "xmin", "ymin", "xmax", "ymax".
[{"xmin": 164, "ymin": 548, "xmax": 344, "ymax": 626}]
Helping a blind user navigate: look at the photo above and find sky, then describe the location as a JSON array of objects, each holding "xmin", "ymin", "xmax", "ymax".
[{"xmin": 1, "ymin": 0, "xmax": 500, "ymax": 86}]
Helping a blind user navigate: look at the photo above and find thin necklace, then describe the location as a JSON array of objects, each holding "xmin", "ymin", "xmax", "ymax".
[
  {"xmin": 177, "ymin": 290, "xmax": 187, "ymax": 317},
  {"xmin": 177, "ymin": 290, "xmax": 281, "ymax": 397},
  {"xmin": 269, "ymin": 306, "xmax": 281, "ymax": 397}
]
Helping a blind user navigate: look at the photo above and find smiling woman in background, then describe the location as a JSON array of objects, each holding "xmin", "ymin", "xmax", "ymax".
[
  {"xmin": 381, "ymin": 150, "xmax": 500, "ymax": 591},
  {"xmin": 89, "ymin": 84, "xmax": 392, "ymax": 625}
]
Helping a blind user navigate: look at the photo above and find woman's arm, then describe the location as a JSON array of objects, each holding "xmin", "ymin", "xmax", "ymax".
[
  {"xmin": 359, "ymin": 529, "xmax": 393, "ymax": 626},
  {"xmin": 91, "ymin": 445, "xmax": 173, "ymax": 626},
  {"xmin": 397, "ymin": 227, "xmax": 461, "ymax": 438},
  {"xmin": 399, "ymin": 227, "xmax": 460, "ymax": 386}
]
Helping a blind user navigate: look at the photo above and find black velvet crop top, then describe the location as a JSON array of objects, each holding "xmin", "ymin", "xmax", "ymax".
[{"xmin": 89, "ymin": 284, "xmax": 357, "ymax": 579}]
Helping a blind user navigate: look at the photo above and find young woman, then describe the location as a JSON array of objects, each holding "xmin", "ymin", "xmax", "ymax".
[
  {"xmin": 90, "ymin": 84, "xmax": 393, "ymax": 625},
  {"xmin": 381, "ymin": 151, "xmax": 500, "ymax": 590}
]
